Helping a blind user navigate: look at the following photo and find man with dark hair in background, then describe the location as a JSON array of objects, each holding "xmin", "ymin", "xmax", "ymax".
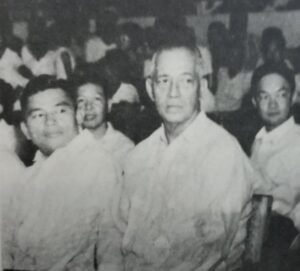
[{"xmin": 251, "ymin": 63, "xmax": 300, "ymax": 270}]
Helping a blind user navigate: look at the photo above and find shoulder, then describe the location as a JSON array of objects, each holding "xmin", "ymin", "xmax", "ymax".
[
  {"xmin": 109, "ymin": 126, "xmax": 134, "ymax": 147},
  {"xmin": 124, "ymin": 127, "xmax": 160, "ymax": 169}
]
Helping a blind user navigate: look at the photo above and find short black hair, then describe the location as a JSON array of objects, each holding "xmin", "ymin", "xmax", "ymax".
[
  {"xmin": 0, "ymin": 79, "xmax": 14, "ymax": 121},
  {"xmin": 261, "ymin": 27, "xmax": 286, "ymax": 54},
  {"xmin": 73, "ymin": 71, "xmax": 109, "ymax": 99},
  {"xmin": 251, "ymin": 63, "xmax": 295, "ymax": 96},
  {"xmin": 20, "ymin": 75, "xmax": 75, "ymax": 118}
]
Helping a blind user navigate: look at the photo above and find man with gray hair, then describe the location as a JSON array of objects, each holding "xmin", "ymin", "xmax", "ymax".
[{"xmin": 117, "ymin": 39, "xmax": 261, "ymax": 270}]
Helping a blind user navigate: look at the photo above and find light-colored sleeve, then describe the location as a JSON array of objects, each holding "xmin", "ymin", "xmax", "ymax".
[
  {"xmin": 185, "ymin": 142, "xmax": 254, "ymax": 269},
  {"xmin": 95, "ymin": 155, "xmax": 124, "ymax": 271},
  {"xmin": 1, "ymin": 159, "xmax": 25, "ymax": 269}
]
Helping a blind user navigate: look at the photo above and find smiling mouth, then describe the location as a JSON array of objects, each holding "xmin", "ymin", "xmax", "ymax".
[
  {"xmin": 84, "ymin": 114, "xmax": 96, "ymax": 121},
  {"xmin": 267, "ymin": 112, "xmax": 280, "ymax": 117}
]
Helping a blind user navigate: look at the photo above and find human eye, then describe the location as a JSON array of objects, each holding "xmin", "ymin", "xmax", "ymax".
[
  {"xmin": 257, "ymin": 92, "xmax": 268, "ymax": 102},
  {"xmin": 30, "ymin": 111, "xmax": 45, "ymax": 120},
  {"xmin": 156, "ymin": 76, "xmax": 170, "ymax": 86},
  {"xmin": 57, "ymin": 106, "xmax": 70, "ymax": 114},
  {"xmin": 183, "ymin": 76, "xmax": 195, "ymax": 84},
  {"xmin": 77, "ymin": 97, "xmax": 85, "ymax": 105},
  {"xmin": 278, "ymin": 89, "xmax": 290, "ymax": 99}
]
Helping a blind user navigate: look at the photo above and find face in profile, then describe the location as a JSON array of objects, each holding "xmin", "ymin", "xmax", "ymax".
[
  {"xmin": 148, "ymin": 48, "xmax": 200, "ymax": 128},
  {"xmin": 254, "ymin": 73, "xmax": 292, "ymax": 131},
  {"xmin": 22, "ymin": 88, "xmax": 77, "ymax": 156},
  {"xmin": 76, "ymin": 83, "xmax": 107, "ymax": 130}
]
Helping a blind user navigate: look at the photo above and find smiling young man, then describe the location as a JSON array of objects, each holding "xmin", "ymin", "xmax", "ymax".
[
  {"xmin": 117, "ymin": 40, "xmax": 260, "ymax": 271},
  {"xmin": 251, "ymin": 64, "xmax": 300, "ymax": 270},
  {"xmin": 75, "ymin": 73, "xmax": 134, "ymax": 167},
  {"xmin": 3, "ymin": 75, "xmax": 123, "ymax": 271}
]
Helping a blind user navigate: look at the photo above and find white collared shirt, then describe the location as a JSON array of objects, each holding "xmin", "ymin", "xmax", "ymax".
[
  {"xmin": 118, "ymin": 112, "xmax": 260, "ymax": 271},
  {"xmin": 4, "ymin": 130, "xmax": 123, "ymax": 270},
  {"xmin": 0, "ymin": 48, "xmax": 28, "ymax": 88},
  {"xmin": 98, "ymin": 123, "xmax": 134, "ymax": 168},
  {"xmin": 251, "ymin": 117, "xmax": 300, "ymax": 229}
]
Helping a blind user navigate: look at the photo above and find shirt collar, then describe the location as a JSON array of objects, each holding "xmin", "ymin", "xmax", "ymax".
[
  {"xmin": 33, "ymin": 129, "xmax": 95, "ymax": 163},
  {"xmin": 256, "ymin": 116, "xmax": 295, "ymax": 142},
  {"xmin": 158, "ymin": 111, "xmax": 207, "ymax": 145}
]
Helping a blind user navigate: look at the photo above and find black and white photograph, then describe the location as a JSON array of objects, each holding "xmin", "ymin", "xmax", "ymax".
[{"xmin": 1, "ymin": 0, "xmax": 300, "ymax": 270}]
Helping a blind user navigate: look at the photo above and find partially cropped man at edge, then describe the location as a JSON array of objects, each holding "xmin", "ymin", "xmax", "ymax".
[
  {"xmin": 116, "ymin": 39, "xmax": 263, "ymax": 271},
  {"xmin": 3, "ymin": 75, "xmax": 123, "ymax": 271}
]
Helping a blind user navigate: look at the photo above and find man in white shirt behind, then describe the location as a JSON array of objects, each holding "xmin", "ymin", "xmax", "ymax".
[
  {"xmin": 251, "ymin": 63, "xmax": 300, "ymax": 270},
  {"xmin": 3, "ymin": 75, "xmax": 123, "ymax": 271},
  {"xmin": 75, "ymin": 73, "xmax": 134, "ymax": 168}
]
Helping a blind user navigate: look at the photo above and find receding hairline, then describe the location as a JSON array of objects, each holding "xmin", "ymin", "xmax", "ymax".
[{"xmin": 151, "ymin": 45, "xmax": 201, "ymax": 77}]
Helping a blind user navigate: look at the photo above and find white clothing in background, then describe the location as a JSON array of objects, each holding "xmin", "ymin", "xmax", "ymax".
[
  {"xmin": 215, "ymin": 68, "xmax": 252, "ymax": 112},
  {"xmin": 85, "ymin": 36, "xmax": 116, "ymax": 63},
  {"xmin": 198, "ymin": 45, "xmax": 213, "ymax": 77},
  {"xmin": 0, "ymin": 48, "xmax": 28, "ymax": 87},
  {"xmin": 110, "ymin": 82, "xmax": 140, "ymax": 106},
  {"xmin": 55, "ymin": 47, "xmax": 76, "ymax": 79},
  {"xmin": 21, "ymin": 46, "xmax": 56, "ymax": 76}
]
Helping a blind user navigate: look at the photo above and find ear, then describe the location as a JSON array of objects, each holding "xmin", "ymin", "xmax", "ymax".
[
  {"xmin": 107, "ymin": 99, "xmax": 113, "ymax": 112},
  {"xmin": 20, "ymin": 122, "xmax": 32, "ymax": 140},
  {"xmin": 146, "ymin": 78, "xmax": 155, "ymax": 102},
  {"xmin": 252, "ymin": 97, "xmax": 257, "ymax": 108}
]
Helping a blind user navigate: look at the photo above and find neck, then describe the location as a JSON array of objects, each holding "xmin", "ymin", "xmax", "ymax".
[
  {"xmin": 265, "ymin": 116, "xmax": 291, "ymax": 132},
  {"xmin": 89, "ymin": 122, "xmax": 108, "ymax": 140},
  {"xmin": 164, "ymin": 111, "xmax": 199, "ymax": 144}
]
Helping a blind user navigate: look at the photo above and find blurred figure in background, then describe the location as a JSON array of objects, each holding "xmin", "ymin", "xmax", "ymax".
[
  {"xmin": 257, "ymin": 26, "xmax": 293, "ymax": 69},
  {"xmin": 214, "ymin": 41, "xmax": 252, "ymax": 113},
  {"xmin": 207, "ymin": 21, "xmax": 229, "ymax": 93}
]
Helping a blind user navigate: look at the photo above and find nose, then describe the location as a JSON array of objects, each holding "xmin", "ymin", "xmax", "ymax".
[
  {"xmin": 84, "ymin": 101, "xmax": 94, "ymax": 111},
  {"xmin": 45, "ymin": 112, "xmax": 57, "ymax": 125},
  {"xmin": 168, "ymin": 80, "xmax": 180, "ymax": 98},
  {"xmin": 268, "ymin": 97, "xmax": 279, "ymax": 110}
]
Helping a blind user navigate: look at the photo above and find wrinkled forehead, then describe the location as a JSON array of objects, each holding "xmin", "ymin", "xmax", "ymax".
[{"xmin": 153, "ymin": 47, "xmax": 200, "ymax": 77}]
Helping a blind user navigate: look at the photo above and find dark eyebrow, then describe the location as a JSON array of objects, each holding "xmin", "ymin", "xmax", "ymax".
[
  {"xmin": 55, "ymin": 101, "xmax": 73, "ymax": 107},
  {"xmin": 27, "ymin": 108, "xmax": 43, "ymax": 116}
]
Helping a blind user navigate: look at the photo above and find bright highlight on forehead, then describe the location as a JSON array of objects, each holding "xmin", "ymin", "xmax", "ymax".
[
  {"xmin": 152, "ymin": 47, "xmax": 200, "ymax": 77},
  {"xmin": 258, "ymin": 73, "xmax": 291, "ymax": 93}
]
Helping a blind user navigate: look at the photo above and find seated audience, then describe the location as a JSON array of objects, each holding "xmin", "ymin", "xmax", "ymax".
[
  {"xmin": 207, "ymin": 21, "xmax": 229, "ymax": 93},
  {"xmin": 117, "ymin": 39, "xmax": 261, "ymax": 271},
  {"xmin": 102, "ymin": 50, "xmax": 140, "ymax": 107},
  {"xmin": 251, "ymin": 63, "xmax": 300, "ymax": 270},
  {"xmin": 84, "ymin": 15, "xmax": 117, "ymax": 63},
  {"xmin": 257, "ymin": 26, "xmax": 293, "ymax": 69},
  {"xmin": 215, "ymin": 42, "xmax": 252, "ymax": 112},
  {"xmin": 75, "ymin": 73, "xmax": 134, "ymax": 167},
  {"xmin": 48, "ymin": 24, "xmax": 76, "ymax": 80},
  {"xmin": 0, "ymin": 31, "xmax": 28, "ymax": 88},
  {"xmin": 3, "ymin": 75, "xmax": 123, "ymax": 271},
  {"xmin": 21, "ymin": 27, "xmax": 56, "ymax": 77}
]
